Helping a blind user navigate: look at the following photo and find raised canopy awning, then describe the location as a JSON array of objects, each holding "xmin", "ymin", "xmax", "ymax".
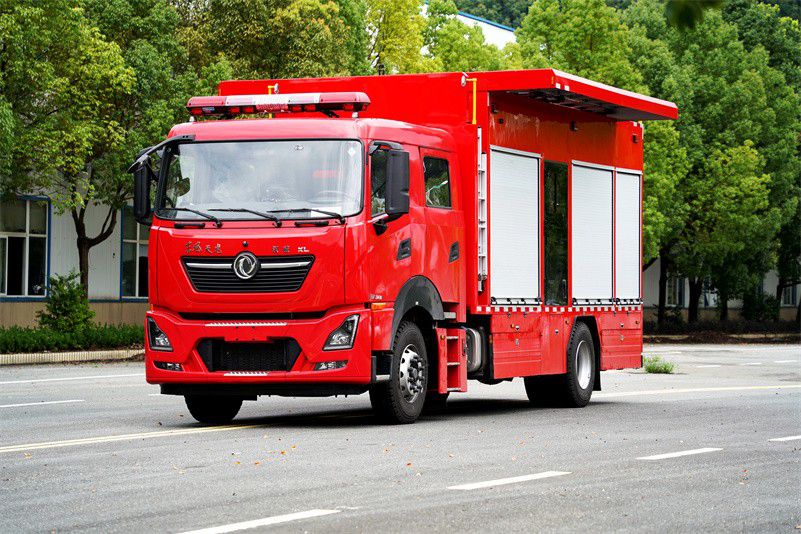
[{"xmin": 475, "ymin": 69, "xmax": 677, "ymax": 121}]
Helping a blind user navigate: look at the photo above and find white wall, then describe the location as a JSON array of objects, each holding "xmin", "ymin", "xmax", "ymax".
[
  {"xmin": 456, "ymin": 13, "xmax": 516, "ymax": 49},
  {"xmin": 642, "ymin": 259, "xmax": 798, "ymax": 310},
  {"xmin": 50, "ymin": 202, "xmax": 121, "ymax": 299}
]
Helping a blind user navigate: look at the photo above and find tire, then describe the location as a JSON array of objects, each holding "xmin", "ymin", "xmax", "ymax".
[
  {"xmin": 185, "ymin": 395, "xmax": 243, "ymax": 425},
  {"xmin": 369, "ymin": 321, "xmax": 428, "ymax": 424},
  {"xmin": 524, "ymin": 322, "xmax": 595, "ymax": 408},
  {"xmin": 523, "ymin": 374, "xmax": 559, "ymax": 407}
]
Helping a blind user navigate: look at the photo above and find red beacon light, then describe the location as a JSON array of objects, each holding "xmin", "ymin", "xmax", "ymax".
[{"xmin": 186, "ymin": 92, "xmax": 370, "ymax": 118}]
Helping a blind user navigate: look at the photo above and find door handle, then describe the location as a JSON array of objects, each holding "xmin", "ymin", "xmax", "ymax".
[{"xmin": 397, "ymin": 238, "xmax": 412, "ymax": 261}]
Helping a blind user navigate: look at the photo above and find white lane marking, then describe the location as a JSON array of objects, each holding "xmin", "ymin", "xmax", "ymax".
[
  {"xmin": 178, "ymin": 509, "xmax": 341, "ymax": 534},
  {"xmin": 695, "ymin": 364, "xmax": 721, "ymax": 368},
  {"xmin": 774, "ymin": 360, "xmax": 797, "ymax": 364},
  {"xmin": 0, "ymin": 399, "xmax": 85, "ymax": 409},
  {"xmin": 637, "ymin": 447, "xmax": 722, "ymax": 461},
  {"xmin": 448, "ymin": 471, "xmax": 571, "ymax": 491},
  {"xmin": 740, "ymin": 362, "xmax": 763, "ymax": 366},
  {"xmin": 596, "ymin": 384, "xmax": 801, "ymax": 398},
  {"xmin": 4, "ymin": 384, "xmax": 798, "ymax": 454},
  {"xmin": 0, "ymin": 425, "xmax": 261, "ymax": 454},
  {"xmin": 0, "ymin": 373, "xmax": 142, "ymax": 385},
  {"xmin": 769, "ymin": 435, "xmax": 801, "ymax": 442}
]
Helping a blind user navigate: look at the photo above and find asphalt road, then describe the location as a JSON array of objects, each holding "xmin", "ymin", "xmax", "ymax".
[{"xmin": 0, "ymin": 344, "xmax": 799, "ymax": 533}]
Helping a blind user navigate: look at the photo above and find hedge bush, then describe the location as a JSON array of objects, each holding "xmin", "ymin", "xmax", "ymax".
[
  {"xmin": 0, "ymin": 323, "xmax": 144, "ymax": 354},
  {"xmin": 36, "ymin": 272, "xmax": 94, "ymax": 331}
]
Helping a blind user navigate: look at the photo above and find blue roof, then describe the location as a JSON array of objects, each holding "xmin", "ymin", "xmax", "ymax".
[{"xmin": 456, "ymin": 10, "xmax": 516, "ymax": 32}]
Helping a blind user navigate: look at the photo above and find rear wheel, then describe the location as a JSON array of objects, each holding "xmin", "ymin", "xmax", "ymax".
[
  {"xmin": 524, "ymin": 322, "xmax": 595, "ymax": 408},
  {"xmin": 185, "ymin": 395, "xmax": 242, "ymax": 425},
  {"xmin": 370, "ymin": 321, "xmax": 428, "ymax": 424}
]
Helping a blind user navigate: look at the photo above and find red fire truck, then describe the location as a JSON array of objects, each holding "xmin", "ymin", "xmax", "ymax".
[{"xmin": 129, "ymin": 69, "xmax": 677, "ymax": 424}]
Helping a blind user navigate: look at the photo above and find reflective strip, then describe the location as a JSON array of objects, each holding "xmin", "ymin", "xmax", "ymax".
[{"xmin": 206, "ymin": 322, "xmax": 288, "ymax": 327}]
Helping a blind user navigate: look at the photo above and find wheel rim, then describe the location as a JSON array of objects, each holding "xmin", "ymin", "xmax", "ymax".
[
  {"xmin": 575, "ymin": 340, "xmax": 592, "ymax": 390},
  {"xmin": 399, "ymin": 344, "xmax": 425, "ymax": 403}
]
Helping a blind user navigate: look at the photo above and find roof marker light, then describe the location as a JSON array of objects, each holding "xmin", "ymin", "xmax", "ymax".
[{"xmin": 186, "ymin": 92, "xmax": 371, "ymax": 117}]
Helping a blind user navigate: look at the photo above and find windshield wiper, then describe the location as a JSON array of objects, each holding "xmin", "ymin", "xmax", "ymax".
[
  {"xmin": 270, "ymin": 208, "xmax": 345, "ymax": 224},
  {"xmin": 209, "ymin": 208, "xmax": 282, "ymax": 227},
  {"xmin": 155, "ymin": 207, "xmax": 222, "ymax": 228}
]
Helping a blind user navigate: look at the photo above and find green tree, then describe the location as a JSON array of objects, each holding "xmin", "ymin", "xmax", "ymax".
[
  {"xmin": 517, "ymin": 0, "xmax": 644, "ymax": 90},
  {"xmin": 424, "ymin": 0, "xmax": 517, "ymax": 71},
  {"xmin": 625, "ymin": 1, "xmax": 799, "ymax": 322},
  {"xmin": 0, "ymin": 1, "xmax": 135, "ymax": 292},
  {"xmin": 367, "ymin": 0, "xmax": 435, "ymax": 73},
  {"xmin": 202, "ymin": 0, "xmax": 357, "ymax": 78},
  {"xmin": 454, "ymin": 0, "xmax": 530, "ymax": 28}
]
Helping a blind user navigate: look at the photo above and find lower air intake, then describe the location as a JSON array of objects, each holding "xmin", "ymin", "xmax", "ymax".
[{"xmin": 197, "ymin": 339, "xmax": 302, "ymax": 372}]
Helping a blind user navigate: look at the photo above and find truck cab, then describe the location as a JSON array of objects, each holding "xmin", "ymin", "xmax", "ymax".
[{"xmin": 135, "ymin": 102, "xmax": 465, "ymax": 423}]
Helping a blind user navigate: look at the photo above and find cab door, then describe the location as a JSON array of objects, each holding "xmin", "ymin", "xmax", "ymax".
[
  {"xmin": 420, "ymin": 148, "xmax": 462, "ymax": 304},
  {"xmin": 364, "ymin": 143, "xmax": 426, "ymax": 304}
]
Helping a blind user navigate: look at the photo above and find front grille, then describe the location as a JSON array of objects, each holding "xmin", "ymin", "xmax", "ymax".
[
  {"xmin": 183, "ymin": 255, "xmax": 314, "ymax": 293},
  {"xmin": 197, "ymin": 339, "xmax": 302, "ymax": 372}
]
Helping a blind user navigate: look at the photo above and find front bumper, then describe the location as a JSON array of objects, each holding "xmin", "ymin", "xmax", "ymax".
[{"xmin": 145, "ymin": 306, "xmax": 374, "ymax": 392}]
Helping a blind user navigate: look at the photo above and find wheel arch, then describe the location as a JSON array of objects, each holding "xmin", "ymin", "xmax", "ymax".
[
  {"xmin": 574, "ymin": 316, "xmax": 602, "ymax": 391},
  {"xmin": 391, "ymin": 276, "xmax": 445, "ymax": 386}
]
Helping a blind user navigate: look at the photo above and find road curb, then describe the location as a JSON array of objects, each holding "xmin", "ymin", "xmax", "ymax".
[{"xmin": 0, "ymin": 349, "xmax": 144, "ymax": 366}]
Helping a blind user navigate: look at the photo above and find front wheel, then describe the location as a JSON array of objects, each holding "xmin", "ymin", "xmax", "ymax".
[
  {"xmin": 185, "ymin": 395, "xmax": 242, "ymax": 425},
  {"xmin": 369, "ymin": 321, "xmax": 428, "ymax": 424}
]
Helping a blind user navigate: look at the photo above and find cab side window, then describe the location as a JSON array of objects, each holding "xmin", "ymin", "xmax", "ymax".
[
  {"xmin": 424, "ymin": 157, "xmax": 451, "ymax": 208},
  {"xmin": 370, "ymin": 149, "xmax": 388, "ymax": 215}
]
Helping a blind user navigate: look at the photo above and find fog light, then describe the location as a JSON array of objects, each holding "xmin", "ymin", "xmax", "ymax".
[
  {"xmin": 314, "ymin": 360, "xmax": 347, "ymax": 371},
  {"xmin": 323, "ymin": 315, "xmax": 359, "ymax": 350},
  {"xmin": 154, "ymin": 361, "xmax": 183, "ymax": 371},
  {"xmin": 147, "ymin": 318, "xmax": 173, "ymax": 351}
]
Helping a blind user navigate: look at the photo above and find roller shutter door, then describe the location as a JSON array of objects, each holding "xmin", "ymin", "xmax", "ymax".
[
  {"xmin": 489, "ymin": 147, "xmax": 540, "ymax": 303},
  {"xmin": 571, "ymin": 163, "xmax": 613, "ymax": 302}
]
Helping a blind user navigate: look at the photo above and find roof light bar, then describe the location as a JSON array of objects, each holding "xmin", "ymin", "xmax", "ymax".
[{"xmin": 186, "ymin": 92, "xmax": 370, "ymax": 117}]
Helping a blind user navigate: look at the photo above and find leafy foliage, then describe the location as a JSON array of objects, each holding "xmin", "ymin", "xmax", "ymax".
[
  {"xmin": 517, "ymin": 0, "xmax": 644, "ymax": 90},
  {"xmin": 367, "ymin": 0, "xmax": 434, "ymax": 73},
  {"xmin": 643, "ymin": 355, "xmax": 675, "ymax": 373},
  {"xmin": 0, "ymin": 324, "xmax": 144, "ymax": 354},
  {"xmin": 454, "ymin": 0, "xmax": 530, "ymax": 27},
  {"xmin": 425, "ymin": 0, "xmax": 520, "ymax": 71},
  {"xmin": 36, "ymin": 273, "xmax": 95, "ymax": 331}
]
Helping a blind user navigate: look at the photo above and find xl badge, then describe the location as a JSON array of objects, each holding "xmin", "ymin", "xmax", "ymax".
[{"xmin": 232, "ymin": 251, "xmax": 259, "ymax": 280}]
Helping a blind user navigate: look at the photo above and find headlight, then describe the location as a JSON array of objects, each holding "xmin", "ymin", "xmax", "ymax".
[
  {"xmin": 147, "ymin": 318, "xmax": 173, "ymax": 351},
  {"xmin": 323, "ymin": 315, "xmax": 359, "ymax": 350}
]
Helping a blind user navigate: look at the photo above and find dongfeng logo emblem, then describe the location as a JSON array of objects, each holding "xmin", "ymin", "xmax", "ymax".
[{"xmin": 232, "ymin": 251, "xmax": 259, "ymax": 280}]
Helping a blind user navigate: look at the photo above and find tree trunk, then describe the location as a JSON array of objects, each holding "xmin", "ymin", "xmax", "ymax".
[
  {"xmin": 77, "ymin": 237, "xmax": 90, "ymax": 295},
  {"xmin": 687, "ymin": 277, "xmax": 703, "ymax": 324},
  {"xmin": 775, "ymin": 280, "xmax": 784, "ymax": 306},
  {"xmin": 70, "ymin": 204, "xmax": 119, "ymax": 296},
  {"xmin": 657, "ymin": 252, "xmax": 669, "ymax": 326},
  {"xmin": 719, "ymin": 287, "xmax": 729, "ymax": 321}
]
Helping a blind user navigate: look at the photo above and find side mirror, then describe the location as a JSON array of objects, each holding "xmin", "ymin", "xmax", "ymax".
[
  {"xmin": 132, "ymin": 163, "xmax": 153, "ymax": 224},
  {"xmin": 384, "ymin": 149, "xmax": 410, "ymax": 219}
]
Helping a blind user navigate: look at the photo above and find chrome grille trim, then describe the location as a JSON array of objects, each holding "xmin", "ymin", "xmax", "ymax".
[{"xmin": 182, "ymin": 255, "xmax": 314, "ymax": 293}]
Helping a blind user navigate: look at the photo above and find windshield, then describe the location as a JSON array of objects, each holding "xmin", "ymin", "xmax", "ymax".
[{"xmin": 157, "ymin": 140, "xmax": 363, "ymax": 221}]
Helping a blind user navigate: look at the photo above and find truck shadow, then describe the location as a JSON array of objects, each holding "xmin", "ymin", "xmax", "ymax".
[{"xmin": 201, "ymin": 398, "xmax": 611, "ymax": 428}]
